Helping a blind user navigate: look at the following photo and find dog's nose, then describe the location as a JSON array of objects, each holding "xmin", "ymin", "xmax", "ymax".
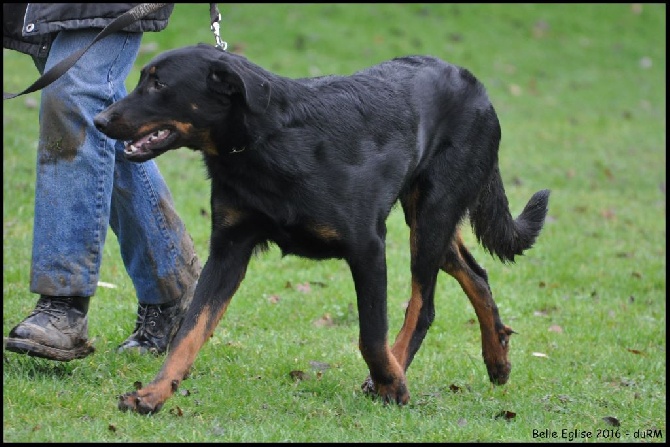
[{"xmin": 93, "ymin": 113, "xmax": 110, "ymax": 132}]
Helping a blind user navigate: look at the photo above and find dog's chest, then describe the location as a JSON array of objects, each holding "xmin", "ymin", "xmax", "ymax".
[{"xmin": 269, "ymin": 221, "xmax": 346, "ymax": 260}]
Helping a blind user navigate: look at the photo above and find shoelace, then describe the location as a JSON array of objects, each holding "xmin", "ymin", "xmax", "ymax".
[
  {"xmin": 30, "ymin": 297, "xmax": 72, "ymax": 319},
  {"xmin": 134, "ymin": 304, "xmax": 163, "ymax": 335}
]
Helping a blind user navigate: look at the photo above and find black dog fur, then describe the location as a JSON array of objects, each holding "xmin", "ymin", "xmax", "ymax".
[{"xmin": 94, "ymin": 43, "xmax": 550, "ymax": 414}]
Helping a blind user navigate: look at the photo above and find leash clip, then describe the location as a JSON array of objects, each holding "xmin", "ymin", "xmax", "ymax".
[{"xmin": 210, "ymin": 12, "xmax": 227, "ymax": 51}]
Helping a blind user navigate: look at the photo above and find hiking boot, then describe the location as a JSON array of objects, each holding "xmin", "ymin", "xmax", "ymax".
[
  {"xmin": 117, "ymin": 299, "xmax": 187, "ymax": 355},
  {"xmin": 4, "ymin": 295, "xmax": 95, "ymax": 361}
]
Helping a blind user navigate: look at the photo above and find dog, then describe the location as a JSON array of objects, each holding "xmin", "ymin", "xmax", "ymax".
[{"xmin": 94, "ymin": 43, "xmax": 550, "ymax": 414}]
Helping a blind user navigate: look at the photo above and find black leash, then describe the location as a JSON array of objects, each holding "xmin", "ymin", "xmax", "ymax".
[{"xmin": 3, "ymin": 3, "xmax": 224, "ymax": 100}]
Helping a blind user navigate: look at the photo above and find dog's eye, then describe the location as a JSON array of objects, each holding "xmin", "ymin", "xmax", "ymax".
[{"xmin": 153, "ymin": 79, "xmax": 167, "ymax": 91}]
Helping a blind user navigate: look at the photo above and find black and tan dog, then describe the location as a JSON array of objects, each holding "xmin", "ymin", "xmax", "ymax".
[{"xmin": 94, "ymin": 43, "xmax": 550, "ymax": 414}]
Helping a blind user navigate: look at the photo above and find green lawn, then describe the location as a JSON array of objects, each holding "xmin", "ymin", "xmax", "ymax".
[{"xmin": 3, "ymin": 3, "xmax": 665, "ymax": 442}]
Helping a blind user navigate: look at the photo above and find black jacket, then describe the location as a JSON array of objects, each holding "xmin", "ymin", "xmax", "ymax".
[{"xmin": 3, "ymin": 3, "xmax": 174, "ymax": 58}]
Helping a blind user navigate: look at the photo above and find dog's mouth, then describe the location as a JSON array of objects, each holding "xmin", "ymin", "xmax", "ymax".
[{"xmin": 124, "ymin": 128, "xmax": 178, "ymax": 160}]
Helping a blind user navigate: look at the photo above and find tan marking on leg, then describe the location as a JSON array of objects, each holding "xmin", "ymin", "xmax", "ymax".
[
  {"xmin": 391, "ymin": 280, "xmax": 422, "ymax": 369},
  {"xmin": 121, "ymin": 275, "xmax": 246, "ymax": 413},
  {"xmin": 359, "ymin": 338, "xmax": 409, "ymax": 405},
  {"xmin": 442, "ymin": 235, "xmax": 511, "ymax": 384}
]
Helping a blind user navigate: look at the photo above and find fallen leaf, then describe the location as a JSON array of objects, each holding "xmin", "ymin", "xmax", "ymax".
[
  {"xmin": 457, "ymin": 418, "xmax": 467, "ymax": 427},
  {"xmin": 97, "ymin": 281, "xmax": 117, "ymax": 289},
  {"xmin": 602, "ymin": 167, "xmax": 614, "ymax": 180},
  {"xmin": 602, "ymin": 416, "xmax": 620, "ymax": 427},
  {"xmin": 557, "ymin": 394, "xmax": 573, "ymax": 403},
  {"xmin": 626, "ymin": 348, "xmax": 644, "ymax": 355},
  {"xmin": 548, "ymin": 325, "xmax": 563, "ymax": 333},
  {"xmin": 532, "ymin": 352, "xmax": 549, "ymax": 358},
  {"xmin": 313, "ymin": 313, "xmax": 334, "ymax": 327},
  {"xmin": 289, "ymin": 370, "xmax": 308, "ymax": 381},
  {"xmin": 631, "ymin": 271, "xmax": 642, "ymax": 279},
  {"xmin": 600, "ymin": 208, "xmax": 616, "ymax": 220},
  {"xmin": 267, "ymin": 294, "xmax": 281, "ymax": 304},
  {"xmin": 495, "ymin": 410, "xmax": 517, "ymax": 421},
  {"xmin": 296, "ymin": 282, "xmax": 311, "ymax": 293},
  {"xmin": 533, "ymin": 310, "xmax": 548, "ymax": 317},
  {"xmin": 108, "ymin": 424, "xmax": 117, "ymax": 433},
  {"xmin": 133, "ymin": 381, "xmax": 143, "ymax": 390},
  {"xmin": 169, "ymin": 406, "xmax": 184, "ymax": 417}
]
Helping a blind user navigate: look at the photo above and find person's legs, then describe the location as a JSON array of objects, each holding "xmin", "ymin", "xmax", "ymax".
[
  {"xmin": 110, "ymin": 125, "xmax": 201, "ymax": 353},
  {"xmin": 5, "ymin": 29, "xmax": 200, "ymax": 360}
]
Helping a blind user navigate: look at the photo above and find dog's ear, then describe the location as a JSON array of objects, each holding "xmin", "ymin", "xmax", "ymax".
[{"xmin": 207, "ymin": 57, "xmax": 271, "ymax": 114}]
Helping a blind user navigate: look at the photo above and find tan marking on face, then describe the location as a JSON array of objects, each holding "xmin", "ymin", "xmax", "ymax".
[
  {"xmin": 136, "ymin": 123, "xmax": 159, "ymax": 136},
  {"xmin": 171, "ymin": 121, "xmax": 193, "ymax": 135},
  {"xmin": 149, "ymin": 66, "xmax": 156, "ymax": 75},
  {"xmin": 169, "ymin": 121, "xmax": 218, "ymax": 156}
]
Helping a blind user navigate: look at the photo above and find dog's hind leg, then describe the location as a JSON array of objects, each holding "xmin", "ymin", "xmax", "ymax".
[
  {"xmin": 387, "ymin": 186, "xmax": 457, "ymax": 372},
  {"xmin": 360, "ymin": 185, "xmax": 458, "ymax": 401},
  {"xmin": 441, "ymin": 231, "xmax": 514, "ymax": 385}
]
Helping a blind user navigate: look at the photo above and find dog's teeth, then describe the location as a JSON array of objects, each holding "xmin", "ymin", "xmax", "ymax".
[{"xmin": 149, "ymin": 130, "xmax": 167, "ymax": 142}]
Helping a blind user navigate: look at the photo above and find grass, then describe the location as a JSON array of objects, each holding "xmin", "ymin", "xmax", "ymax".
[{"xmin": 3, "ymin": 3, "xmax": 666, "ymax": 442}]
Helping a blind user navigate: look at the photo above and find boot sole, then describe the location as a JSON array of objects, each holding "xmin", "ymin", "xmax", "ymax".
[{"xmin": 3, "ymin": 337, "xmax": 95, "ymax": 362}]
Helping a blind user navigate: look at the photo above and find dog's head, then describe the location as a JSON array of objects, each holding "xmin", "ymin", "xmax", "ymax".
[{"xmin": 94, "ymin": 43, "xmax": 271, "ymax": 162}]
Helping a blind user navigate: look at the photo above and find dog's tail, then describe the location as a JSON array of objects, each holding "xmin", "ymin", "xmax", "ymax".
[{"xmin": 469, "ymin": 165, "xmax": 550, "ymax": 263}]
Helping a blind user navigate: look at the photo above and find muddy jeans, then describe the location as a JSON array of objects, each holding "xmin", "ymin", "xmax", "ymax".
[{"xmin": 30, "ymin": 29, "xmax": 200, "ymax": 305}]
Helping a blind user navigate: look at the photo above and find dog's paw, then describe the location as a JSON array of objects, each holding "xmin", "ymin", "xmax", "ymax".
[
  {"xmin": 360, "ymin": 376, "xmax": 410, "ymax": 405},
  {"xmin": 118, "ymin": 391, "xmax": 164, "ymax": 415}
]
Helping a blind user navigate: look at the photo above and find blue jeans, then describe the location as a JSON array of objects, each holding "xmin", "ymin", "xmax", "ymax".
[{"xmin": 30, "ymin": 30, "xmax": 200, "ymax": 305}]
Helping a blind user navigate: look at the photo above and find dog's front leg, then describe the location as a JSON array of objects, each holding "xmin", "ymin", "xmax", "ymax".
[
  {"xmin": 118, "ymin": 232, "xmax": 256, "ymax": 414},
  {"xmin": 349, "ymin": 243, "xmax": 410, "ymax": 405}
]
